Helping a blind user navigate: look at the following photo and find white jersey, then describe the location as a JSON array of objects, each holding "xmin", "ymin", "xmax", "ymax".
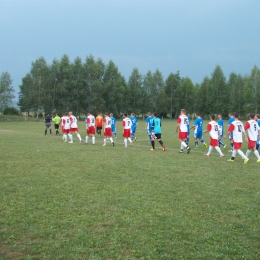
[
  {"xmin": 208, "ymin": 121, "xmax": 219, "ymax": 140},
  {"xmin": 63, "ymin": 116, "xmax": 70, "ymax": 130},
  {"xmin": 86, "ymin": 115, "xmax": 95, "ymax": 128},
  {"xmin": 104, "ymin": 116, "xmax": 112, "ymax": 128},
  {"xmin": 69, "ymin": 115, "xmax": 78, "ymax": 128},
  {"xmin": 245, "ymin": 119, "xmax": 259, "ymax": 141},
  {"xmin": 123, "ymin": 118, "xmax": 132, "ymax": 129},
  {"xmin": 229, "ymin": 120, "xmax": 245, "ymax": 143},
  {"xmin": 178, "ymin": 115, "xmax": 188, "ymax": 132}
]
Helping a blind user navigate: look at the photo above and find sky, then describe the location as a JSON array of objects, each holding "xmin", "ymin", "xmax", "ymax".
[{"xmin": 1, "ymin": 0, "xmax": 260, "ymax": 99}]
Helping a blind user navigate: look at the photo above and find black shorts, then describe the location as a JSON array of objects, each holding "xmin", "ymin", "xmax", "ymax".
[
  {"xmin": 45, "ymin": 123, "xmax": 51, "ymax": 128},
  {"xmin": 97, "ymin": 126, "xmax": 102, "ymax": 130},
  {"xmin": 55, "ymin": 124, "xmax": 59, "ymax": 129},
  {"xmin": 155, "ymin": 134, "xmax": 161, "ymax": 139}
]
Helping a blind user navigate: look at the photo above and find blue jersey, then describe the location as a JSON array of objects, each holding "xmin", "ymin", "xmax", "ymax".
[
  {"xmin": 152, "ymin": 117, "xmax": 162, "ymax": 134},
  {"xmin": 193, "ymin": 118, "xmax": 203, "ymax": 134},
  {"xmin": 257, "ymin": 119, "xmax": 260, "ymax": 127},
  {"xmin": 130, "ymin": 116, "xmax": 138, "ymax": 129},
  {"xmin": 111, "ymin": 116, "xmax": 116, "ymax": 127},
  {"xmin": 146, "ymin": 116, "xmax": 154, "ymax": 132},
  {"xmin": 228, "ymin": 117, "xmax": 234, "ymax": 126},
  {"xmin": 218, "ymin": 118, "xmax": 224, "ymax": 136}
]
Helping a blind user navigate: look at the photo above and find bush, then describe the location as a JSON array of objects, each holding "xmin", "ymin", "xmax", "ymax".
[{"xmin": 3, "ymin": 106, "xmax": 18, "ymax": 115}]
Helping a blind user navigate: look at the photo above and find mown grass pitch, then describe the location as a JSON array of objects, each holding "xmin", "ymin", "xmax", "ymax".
[{"xmin": 0, "ymin": 118, "xmax": 259, "ymax": 259}]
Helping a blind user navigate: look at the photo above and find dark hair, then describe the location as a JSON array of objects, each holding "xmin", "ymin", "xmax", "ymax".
[
  {"xmin": 196, "ymin": 112, "xmax": 200, "ymax": 116},
  {"xmin": 234, "ymin": 112, "xmax": 239, "ymax": 118},
  {"xmin": 249, "ymin": 113, "xmax": 255, "ymax": 119},
  {"xmin": 211, "ymin": 114, "xmax": 215, "ymax": 120},
  {"xmin": 153, "ymin": 112, "xmax": 158, "ymax": 117},
  {"xmin": 229, "ymin": 112, "xmax": 233, "ymax": 116},
  {"xmin": 124, "ymin": 113, "xmax": 127, "ymax": 117},
  {"xmin": 256, "ymin": 114, "xmax": 260, "ymax": 119}
]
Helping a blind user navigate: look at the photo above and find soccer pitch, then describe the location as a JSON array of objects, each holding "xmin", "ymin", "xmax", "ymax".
[{"xmin": 0, "ymin": 119, "xmax": 259, "ymax": 259}]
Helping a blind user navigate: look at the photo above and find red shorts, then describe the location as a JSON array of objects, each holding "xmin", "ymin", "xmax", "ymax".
[
  {"xmin": 104, "ymin": 128, "xmax": 112, "ymax": 137},
  {"xmin": 63, "ymin": 129, "xmax": 70, "ymax": 134},
  {"xmin": 210, "ymin": 137, "xmax": 218, "ymax": 147},
  {"xmin": 179, "ymin": 132, "xmax": 188, "ymax": 140},
  {"xmin": 123, "ymin": 129, "xmax": 131, "ymax": 138},
  {"xmin": 87, "ymin": 126, "xmax": 95, "ymax": 135},
  {"xmin": 248, "ymin": 138, "xmax": 256, "ymax": 149},
  {"xmin": 233, "ymin": 142, "xmax": 242, "ymax": 150},
  {"xmin": 69, "ymin": 127, "xmax": 78, "ymax": 133}
]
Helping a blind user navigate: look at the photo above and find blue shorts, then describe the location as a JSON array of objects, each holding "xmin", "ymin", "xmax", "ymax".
[
  {"xmin": 194, "ymin": 132, "xmax": 203, "ymax": 139},
  {"xmin": 131, "ymin": 126, "xmax": 136, "ymax": 133},
  {"xmin": 111, "ymin": 125, "xmax": 116, "ymax": 132}
]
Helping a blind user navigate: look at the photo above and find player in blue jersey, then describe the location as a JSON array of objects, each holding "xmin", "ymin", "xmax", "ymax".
[
  {"xmin": 228, "ymin": 112, "xmax": 235, "ymax": 151},
  {"xmin": 130, "ymin": 113, "xmax": 138, "ymax": 141},
  {"xmin": 217, "ymin": 113, "xmax": 226, "ymax": 149},
  {"xmin": 110, "ymin": 113, "xmax": 117, "ymax": 139},
  {"xmin": 256, "ymin": 114, "xmax": 260, "ymax": 150},
  {"xmin": 150, "ymin": 112, "xmax": 166, "ymax": 151},
  {"xmin": 146, "ymin": 112, "xmax": 154, "ymax": 142},
  {"xmin": 191, "ymin": 112, "xmax": 207, "ymax": 149}
]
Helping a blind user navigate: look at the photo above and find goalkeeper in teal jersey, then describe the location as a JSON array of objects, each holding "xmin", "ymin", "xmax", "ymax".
[{"xmin": 150, "ymin": 112, "xmax": 166, "ymax": 151}]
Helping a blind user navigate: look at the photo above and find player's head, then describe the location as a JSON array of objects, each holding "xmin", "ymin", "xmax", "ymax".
[
  {"xmin": 131, "ymin": 113, "xmax": 135, "ymax": 116},
  {"xmin": 64, "ymin": 112, "xmax": 68, "ymax": 116},
  {"xmin": 249, "ymin": 113, "xmax": 255, "ymax": 120},
  {"xmin": 69, "ymin": 111, "xmax": 72, "ymax": 116},
  {"xmin": 147, "ymin": 112, "xmax": 151, "ymax": 116},
  {"xmin": 210, "ymin": 114, "xmax": 215, "ymax": 120},
  {"xmin": 234, "ymin": 112, "xmax": 239, "ymax": 119},
  {"xmin": 153, "ymin": 112, "xmax": 158, "ymax": 117},
  {"xmin": 110, "ymin": 113, "xmax": 113, "ymax": 117},
  {"xmin": 124, "ymin": 113, "xmax": 127, "ymax": 117},
  {"xmin": 195, "ymin": 112, "xmax": 200, "ymax": 117},
  {"xmin": 256, "ymin": 114, "xmax": 260, "ymax": 120},
  {"xmin": 228, "ymin": 112, "xmax": 233, "ymax": 117},
  {"xmin": 105, "ymin": 112, "xmax": 109, "ymax": 117},
  {"xmin": 180, "ymin": 109, "xmax": 186, "ymax": 115},
  {"xmin": 87, "ymin": 111, "xmax": 92, "ymax": 116},
  {"xmin": 217, "ymin": 113, "xmax": 222, "ymax": 119}
]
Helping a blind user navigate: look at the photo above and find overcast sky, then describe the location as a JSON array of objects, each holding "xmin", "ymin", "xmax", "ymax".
[{"xmin": 1, "ymin": 0, "xmax": 260, "ymax": 98}]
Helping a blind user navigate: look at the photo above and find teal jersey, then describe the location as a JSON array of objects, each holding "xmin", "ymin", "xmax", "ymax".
[{"xmin": 152, "ymin": 117, "xmax": 162, "ymax": 134}]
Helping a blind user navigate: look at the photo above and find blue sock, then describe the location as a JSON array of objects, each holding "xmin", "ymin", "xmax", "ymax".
[
  {"xmin": 230, "ymin": 143, "xmax": 234, "ymax": 148},
  {"xmin": 219, "ymin": 140, "xmax": 225, "ymax": 146},
  {"xmin": 186, "ymin": 137, "xmax": 189, "ymax": 143},
  {"xmin": 256, "ymin": 143, "xmax": 259, "ymax": 150},
  {"xmin": 114, "ymin": 133, "xmax": 117, "ymax": 137},
  {"xmin": 195, "ymin": 141, "xmax": 198, "ymax": 147},
  {"xmin": 201, "ymin": 139, "xmax": 205, "ymax": 144}
]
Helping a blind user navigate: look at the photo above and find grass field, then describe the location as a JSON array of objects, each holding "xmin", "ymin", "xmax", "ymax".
[{"xmin": 0, "ymin": 118, "xmax": 260, "ymax": 259}]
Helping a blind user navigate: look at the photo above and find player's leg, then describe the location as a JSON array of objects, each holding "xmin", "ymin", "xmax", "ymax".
[
  {"xmin": 228, "ymin": 149, "xmax": 237, "ymax": 162},
  {"xmin": 194, "ymin": 134, "xmax": 199, "ymax": 148},
  {"xmin": 92, "ymin": 134, "xmax": 95, "ymax": 144},
  {"xmin": 124, "ymin": 138, "xmax": 128, "ymax": 147},
  {"xmin": 68, "ymin": 131, "xmax": 73, "ymax": 143},
  {"xmin": 215, "ymin": 146, "xmax": 224, "ymax": 157},
  {"xmin": 205, "ymin": 145, "xmax": 213, "ymax": 156}
]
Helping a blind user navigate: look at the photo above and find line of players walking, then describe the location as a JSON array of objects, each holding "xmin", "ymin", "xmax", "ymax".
[{"xmin": 45, "ymin": 109, "xmax": 260, "ymax": 164}]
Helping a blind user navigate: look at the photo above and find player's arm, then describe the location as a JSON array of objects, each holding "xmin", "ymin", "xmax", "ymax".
[{"xmin": 175, "ymin": 123, "xmax": 180, "ymax": 133}]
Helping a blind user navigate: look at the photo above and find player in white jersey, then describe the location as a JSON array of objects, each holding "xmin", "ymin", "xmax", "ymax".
[
  {"xmin": 62, "ymin": 112, "xmax": 70, "ymax": 142},
  {"xmin": 224, "ymin": 112, "xmax": 249, "ymax": 164},
  {"xmin": 68, "ymin": 111, "xmax": 82, "ymax": 143},
  {"xmin": 122, "ymin": 113, "xmax": 133, "ymax": 147},
  {"xmin": 176, "ymin": 109, "xmax": 191, "ymax": 153},
  {"xmin": 85, "ymin": 112, "xmax": 96, "ymax": 145},
  {"xmin": 102, "ymin": 112, "xmax": 114, "ymax": 146},
  {"xmin": 203, "ymin": 115, "xmax": 224, "ymax": 157},
  {"xmin": 244, "ymin": 113, "xmax": 260, "ymax": 162}
]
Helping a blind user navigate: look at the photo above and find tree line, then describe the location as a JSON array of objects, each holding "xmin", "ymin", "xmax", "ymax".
[{"xmin": 2, "ymin": 54, "xmax": 260, "ymax": 118}]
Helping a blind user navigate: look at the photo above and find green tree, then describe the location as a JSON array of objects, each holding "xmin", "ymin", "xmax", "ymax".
[{"xmin": 0, "ymin": 71, "xmax": 15, "ymax": 111}]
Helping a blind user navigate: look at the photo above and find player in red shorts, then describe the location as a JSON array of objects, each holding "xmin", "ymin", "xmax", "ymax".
[
  {"xmin": 85, "ymin": 111, "xmax": 96, "ymax": 145},
  {"xmin": 203, "ymin": 115, "xmax": 224, "ymax": 157},
  {"xmin": 176, "ymin": 109, "xmax": 191, "ymax": 153},
  {"xmin": 62, "ymin": 112, "xmax": 70, "ymax": 142},
  {"xmin": 224, "ymin": 112, "xmax": 249, "ymax": 164},
  {"xmin": 102, "ymin": 112, "xmax": 114, "ymax": 147},
  {"xmin": 68, "ymin": 111, "xmax": 82, "ymax": 144},
  {"xmin": 244, "ymin": 113, "xmax": 260, "ymax": 162},
  {"xmin": 122, "ymin": 113, "xmax": 133, "ymax": 147}
]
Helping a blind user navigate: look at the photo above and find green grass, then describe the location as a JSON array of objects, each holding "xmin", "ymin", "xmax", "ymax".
[{"xmin": 0, "ymin": 119, "xmax": 260, "ymax": 259}]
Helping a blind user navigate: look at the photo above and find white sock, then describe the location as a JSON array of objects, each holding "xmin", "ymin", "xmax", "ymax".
[
  {"xmin": 128, "ymin": 137, "xmax": 132, "ymax": 143},
  {"xmin": 64, "ymin": 135, "xmax": 67, "ymax": 141},
  {"xmin": 77, "ymin": 133, "xmax": 82, "ymax": 140},
  {"xmin": 215, "ymin": 146, "xmax": 223, "ymax": 156},
  {"xmin": 254, "ymin": 150, "xmax": 260, "ymax": 159},
  {"xmin": 232, "ymin": 150, "xmax": 237, "ymax": 158},
  {"xmin": 124, "ymin": 139, "xmax": 127, "ymax": 146},
  {"xmin": 180, "ymin": 143, "xmax": 183, "ymax": 150},
  {"xmin": 110, "ymin": 137, "xmax": 114, "ymax": 143},
  {"xmin": 92, "ymin": 136, "xmax": 95, "ymax": 144},
  {"xmin": 68, "ymin": 134, "xmax": 73, "ymax": 142},
  {"xmin": 104, "ymin": 139, "xmax": 107, "ymax": 145},
  {"xmin": 85, "ymin": 136, "xmax": 89, "ymax": 143},
  {"xmin": 207, "ymin": 145, "xmax": 213, "ymax": 155},
  {"xmin": 246, "ymin": 149, "xmax": 251, "ymax": 158},
  {"xmin": 237, "ymin": 149, "xmax": 247, "ymax": 159},
  {"xmin": 181, "ymin": 141, "xmax": 187, "ymax": 148}
]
